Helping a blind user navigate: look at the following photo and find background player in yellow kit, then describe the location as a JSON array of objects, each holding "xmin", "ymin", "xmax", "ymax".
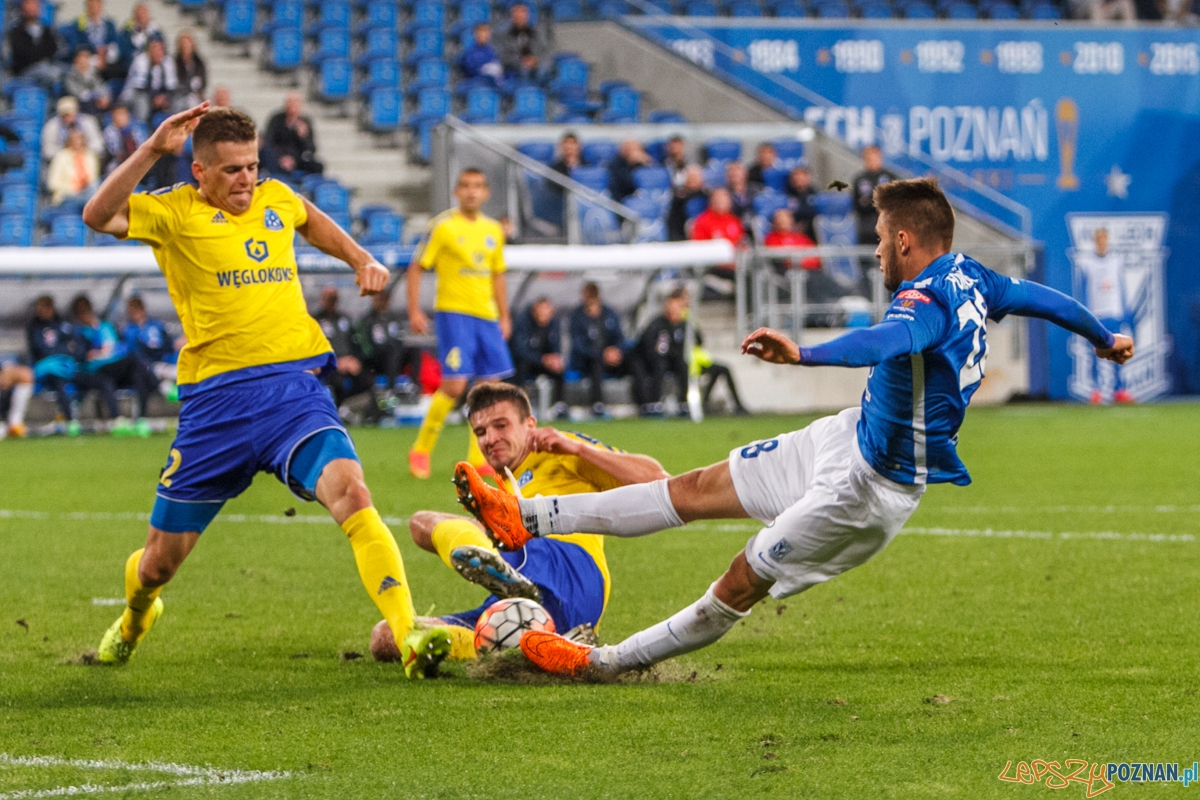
[
  {"xmin": 368, "ymin": 382, "xmax": 669, "ymax": 662},
  {"xmin": 82, "ymin": 103, "xmax": 450, "ymax": 678},
  {"xmin": 405, "ymin": 169, "xmax": 512, "ymax": 479}
]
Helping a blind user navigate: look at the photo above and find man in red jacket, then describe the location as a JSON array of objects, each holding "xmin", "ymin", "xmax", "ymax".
[
  {"xmin": 690, "ymin": 189, "xmax": 745, "ymax": 246},
  {"xmin": 763, "ymin": 208, "xmax": 820, "ymax": 271}
]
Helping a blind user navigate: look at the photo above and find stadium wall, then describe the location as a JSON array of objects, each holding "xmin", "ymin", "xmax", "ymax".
[{"xmin": 598, "ymin": 19, "xmax": 1200, "ymax": 400}]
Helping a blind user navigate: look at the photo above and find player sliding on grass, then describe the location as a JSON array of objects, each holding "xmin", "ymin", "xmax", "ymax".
[
  {"xmin": 454, "ymin": 178, "xmax": 1136, "ymax": 676},
  {"xmin": 82, "ymin": 103, "xmax": 450, "ymax": 677},
  {"xmin": 368, "ymin": 382, "xmax": 669, "ymax": 663}
]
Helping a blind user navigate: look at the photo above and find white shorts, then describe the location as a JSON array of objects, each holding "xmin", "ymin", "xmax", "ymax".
[{"xmin": 728, "ymin": 407, "xmax": 925, "ymax": 599}]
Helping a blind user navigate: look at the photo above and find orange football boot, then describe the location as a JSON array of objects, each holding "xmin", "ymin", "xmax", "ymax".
[
  {"xmin": 520, "ymin": 630, "xmax": 593, "ymax": 676},
  {"xmin": 453, "ymin": 461, "xmax": 534, "ymax": 550},
  {"xmin": 477, "ymin": 462, "xmax": 497, "ymax": 479},
  {"xmin": 408, "ymin": 450, "xmax": 431, "ymax": 479}
]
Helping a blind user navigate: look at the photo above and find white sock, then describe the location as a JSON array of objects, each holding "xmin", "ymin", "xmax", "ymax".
[
  {"xmin": 592, "ymin": 583, "xmax": 750, "ymax": 671},
  {"xmin": 517, "ymin": 479, "xmax": 684, "ymax": 538},
  {"xmin": 8, "ymin": 383, "xmax": 32, "ymax": 427}
]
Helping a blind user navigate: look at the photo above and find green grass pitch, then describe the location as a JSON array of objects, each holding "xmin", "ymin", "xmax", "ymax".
[{"xmin": 1, "ymin": 405, "xmax": 1198, "ymax": 798}]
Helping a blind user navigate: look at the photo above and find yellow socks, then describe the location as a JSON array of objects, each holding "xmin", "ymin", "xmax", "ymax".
[
  {"xmin": 430, "ymin": 518, "xmax": 497, "ymax": 569},
  {"xmin": 342, "ymin": 507, "xmax": 416, "ymax": 644},
  {"xmin": 413, "ymin": 390, "xmax": 456, "ymax": 454},
  {"xmin": 120, "ymin": 548, "xmax": 162, "ymax": 642}
]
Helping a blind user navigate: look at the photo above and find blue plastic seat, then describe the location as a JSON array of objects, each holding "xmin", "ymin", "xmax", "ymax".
[
  {"xmin": 360, "ymin": 210, "xmax": 404, "ymax": 244},
  {"xmin": 450, "ymin": 1, "xmax": 491, "ymax": 35},
  {"xmin": 859, "ymin": 2, "xmax": 894, "ymax": 15},
  {"xmin": 313, "ymin": 181, "xmax": 351, "ymax": 214},
  {"xmin": 812, "ymin": 191, "xmax": 852, "ymax": 215},
  {"xmin": 310, "ymin": 27, "xmax": 351, "ymax": 64},
  {"xmin": 404, "ymin": 27, "xmax": 443, "ymax": 65},
  {"xmin": 222, "ymin": 0, "xmax": 256, "ymax": 40},
  {"xmin": 752, "ymin": 192, "xmax": 788, "ymax": 219},
  {"xmin": 453, "ymin": 77, "xmax": 492, "ymax": 98},
  {"xmin": 582, "ymin": 140, "xmax": 619, "ymax": 165},
  {"xmin": 550, "ymin": 0, "xmax": 585, "ymax": 19},
  {"xmin": 262, "ymin": 0, "xmax": 302, "ymax": 34},
  {"xmin": 517, "ymin": 141, "xmax": 556, "ymax": 164},
  {"xmin": 506, "ymin": 86, "xmax": 547, "ymax": 123},
  {"xmin": 762, "ymin": 167, "xmax": 789, "ymax": 193},
  {"xmin": 554, "ymin": 113, "xmax": 594, "ymax": 124},
  {"xmin": 358, "ymin": 1, "xmax": 398, "ymax": 34},
  {"xmin": 987, "ymin": 2, "xmax": 1019, "ymax": 16},
  {"xmin": 268, "ymin": 26, "xmax": 303, "ymax": 70},
  {"xmin": 408, "ymin": 58, "xmax": 449, "ymax": 93},
  {"xmin": 358, "ymin": 27, "xmax": 398, "ymax": 66},
  {"xmin": 772, "ymin": 139, "xmax": 805, "ymax": 167},
  {"xmin": 0, "ymin": 213, "xmax": 33, "ymax": 246},
  {"xmin": 727, "ymin": 0, "xmax": 764, "ymax": 14},
  {"xmin": 903, "ymin": 1, "xmax": 935, "ymax": 16},
  {"xmin": 815, "ymin": 0, "xmax": 849, "ymax": 15},
  {"xmin": 632, "ymin": 166, "xmax": 671, "ymax": 206},
  {"xmin": 595, "ymin": 0, "xmax": 628, "ymax": 14},
  {"xmin": 317, "ymin": 57, "xmax": 353, "ymax": 101},
  {"xmin": 647, "ymin": 110, "xmax": 687, "ymax": 123},
  {"xmin": 405, "ymin": 1, "xmax": 446, "ymax": 35},
  {"xmin": 944, "ymin": 1, "xmax": 978, "ymax": 15},
  {"xmin": 0, "ymin": 182, "xmax": 36, "ymax": 215},
  {"xmin": 549, "ymin": 58, "xmax": 589, "ymax": 94},
  {"xmin": 684, "ymin": 0, "xmax": 718, "ymax": 12},
  {"xmin": 42, "ymin": 214, "xmax": 88, "ymax": 247},
  {"xmin": 308, "ymin": 1, "xmax": 351, "ymax": 36},
  {"xmin": 366, "ymin": 88, "xmax": 402, "ymax": 131},
  {"xmin": 705, "ymin": 139, "xmax": 741, "ymax": 163},
  {"xmin": 772, "ymin": 1, "xmax": 807, "ymax": 15},
  {"xmin": 599, "ymin": 87, "xmax": 639, "ymax": 123},
  {"xmin": 623, "ymin": 194, "xmax": 667, "ymax": 242},
  {"xmin": 408, "ymin": 87, "xmax": 451, "ymax": 126},
  {"xmin": 462, "ymin": 86, "xmax": 501, "ymax": 123},
  {"xmin": 1030, "ymin": 2, "xmax": 1062, "ymax": 16},
  {"xmin": 569, "ymin": 166, "xmax": 611, "ymax": 194},
  {"xmin": 361, "ymin": 57, "xmax": 401, "ymax": 92}
]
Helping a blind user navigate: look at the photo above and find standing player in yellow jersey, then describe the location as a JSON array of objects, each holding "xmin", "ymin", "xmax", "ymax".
[
  {"xmin": 406, "ymin": 169, "xmax": 512, "ymax": 479},
  {"xmin": 82, "ymin": 103, "xmax": 451, "ymax": 678},
  {"xmin": 367, "ymin": 382, "xmax": 669, "ymax": 663}
]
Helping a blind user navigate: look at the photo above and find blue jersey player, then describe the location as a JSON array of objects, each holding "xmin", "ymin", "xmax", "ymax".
[{"xmin": 451, "ymin": 178, "xmax": 1135, "ymax": 677}]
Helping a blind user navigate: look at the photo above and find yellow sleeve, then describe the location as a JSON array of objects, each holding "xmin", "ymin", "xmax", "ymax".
[
  {"xmin": 491, "ymin": 223, "xmax": 506, "ymax": 274},
  {"xmin": 416, "ymin": 220, "xmax": 442, "ymax": 271},
  {"xmin": 279, "ymin": 180, "xmax": 308, "ymax": 228},
  {"xmin": 126, "ymin": 190, "xmax": 184, "ymax": 248},
  {"xmin": 563, "ymin": 433, "xmax": 625, "ymax": 492}
]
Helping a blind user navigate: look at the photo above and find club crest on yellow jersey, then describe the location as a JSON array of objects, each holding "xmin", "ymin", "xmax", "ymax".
[{"xmin": 244, "ymin": 239, "xmax": 269, "ymax": 262}]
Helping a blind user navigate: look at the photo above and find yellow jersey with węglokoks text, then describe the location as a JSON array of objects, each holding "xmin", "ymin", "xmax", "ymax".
[
  {"xmin": 414, "ymin": 208, "xmax": 505, "ymax": 320},
  {"xmin": 125, "ymin": 179, "xmax": 332, "ymax": 389},
  {"xmin": 500, "ymin": 431, "xmax": 623, "ymax": 609}
]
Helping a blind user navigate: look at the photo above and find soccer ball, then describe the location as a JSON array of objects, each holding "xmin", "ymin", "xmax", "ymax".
[{"xmin": 474, "ymin": 598, "xmax": 555, "ymax": 653}]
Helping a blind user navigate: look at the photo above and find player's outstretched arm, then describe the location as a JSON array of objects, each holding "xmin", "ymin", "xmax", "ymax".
[
  {"xmin": 297, "ymin": 197, "xmax": 388, "ymax": 296},
  {"xmin": 83, "ymin": 102, "xmax": 210, "ymax": 236},
  {"xmin": 406, "ymin": 260, "xmax": 430, "ymax": 334},
  {"xmin": 1000, "ymin": 279, "xmax": 1134, "ymax": 363},
  {"xmin": 528, "ymin": 427, "xmax": 670, "ymax": 486},
  {"xmin": 742, "ymin": 323, "xmax": 915, "ymax": 368}
]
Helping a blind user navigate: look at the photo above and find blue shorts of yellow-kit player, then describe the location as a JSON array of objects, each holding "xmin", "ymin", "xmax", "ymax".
[
  {"xmin": 439, "ymin": 538, "xmax": 606, "ymax": 634},
  {"xmin": 149, "ymin": 360, "xmax": 359, "ymax": 534},
  {"xmin": 434, "ymin": 311, "xmax": 514, "ymax": 381}
]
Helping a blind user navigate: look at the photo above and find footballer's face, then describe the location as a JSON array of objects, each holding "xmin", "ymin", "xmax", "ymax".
[
  {"xmin": 455, "ymin": 173, "xmax": 490, "ymax": 215},
  {"xmin": 875, "ymin": 211, "xmax": 905, "ymax": 293},
  {"xmin": 470, "ymin": 401, "xmax": 536, "ymax": 471},
  {"xmin": 194, "ymin": 139, "xmax": 259, "ymax": 215}
]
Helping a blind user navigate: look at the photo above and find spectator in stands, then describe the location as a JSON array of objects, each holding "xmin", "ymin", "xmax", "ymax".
[
  {"xmin": 629, "ymin": 288, "xmax": 690, "ymax": 417},
  {"xmin": 1070, "ymin": 0, "xmax": 1136, "ymax": 16},
  {"xmin": 123, "ymin": 295, "xmax": 180, "ymax": 400},
  {"xmin": 175, "ymin": 32, "xmax": 208, "ymax": 108},
  {"xmin": 663, "ymin": 135, "xmax": 690, "ymax": 189},
  {"xmin": 459, "ymin": 23, "xmax": 504, "ymax": 84},
  {"xmin": 64, "ymin": 46, "xmax": 112, "ymax": 115},
  {"xmin": 314, "ymin": 287, "xmax": 374, "ymax": 410},
  {"xmin": 263, "ymin": 91, "xmax": 324, "ymax": 176},
  {"xmin": 62, "ymin": 0, "xmax": 121, "ymax": 81},
  {"xmin": 511, "ymin": 297, "xmax": 566, "ymax": 416},
  {"xmin": 71, "ymin": 294, "xmax": 156, "ymax": 428},
  {"xmin": 568, "ymin": 282, "xmax": 627, "ymax": 418},
  {"xmin": 356, "ymin": 290, "xmax": 424, "ymax": 392},
  {"xmin": 746, "ymin": 142, "xmax": 778, "ymax": 191},
  {"xmin": 115, "ymin": 3, "xmax": 160, "ymax": 81},
  {"xmin": 550, "ymin": 131, "xmax": 582, "ymax": 181},
  {"xmin": 667, "ymin": 165, "xmax": 708, "ymax": 241},
  {"xmin": 120, "ymin": 37, "xmax": 181, "ymax": 123},
  {"xmin": 47, "ymin": 128, "xmax": 101, "ymax": 204},
  {"xmin": 211, "ymin": 86, "xmax": 233, "ymax": 108},
  {"xmin": 1133, "ymin": 0, "xmax": 1162, "ymax": 16},
  {"xmin": 785, "ymin": 165, "xmax": 818, "ymax": 240},
  {"xmin": 690, "ymin": 188, "xmax": 746, "ymax": 247},
  {"xmin": 725, "ymin": 162, "xmax": 754, "ymax": 227},
  {"xmin": 42, "ymin": 96, "xmax": 105, "ymax": 163},
  {"xmin": 763, "ymin": 208, "xmax": 820, "ymax": 270},
  {"xmin": 608, "ymin": 139, "xmax": 652, "ymax": 202},
  {"xmin": 850, "ymin": 144, "xmax": 897, "ymax": 246},
  {"xmin": 101, "ymin": 104, "xmax": 146, "ymax": 175},
  {"xmin": 496, "ymin": 2, "xmax": 550, "ymax": 80},
  {"xmin": 7, "ymin": 0, "xmax": 64, "ymax": 89},
  {"xmin": 26, "ymin": 295, "xmax": 105, "ymax": 433}
]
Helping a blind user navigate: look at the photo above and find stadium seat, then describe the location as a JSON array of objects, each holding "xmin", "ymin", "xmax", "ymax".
[
  {"xmin": 578, "ymin": 200, "xmax": 621, "ymax": 244},
  {"xmin": 308, "ymin": 1, "xmax": 352, "ymax": 36},
  {"xmin": 632, "ymin": 166, "xmax": 671, "ymax": 206},
  {"xmin": 702, "ymin": 162, "xmax": 727, "ymax": 189},
  {"xmin": 450, "ymin": 1, "xmax": 491, "ymax": 35},
  {"xmin": 812, "ymin": 190, "xmax": 852, "ymax": 215},
  {"xmin": 358, "ymin": 0, "xmax": 398, "ymax": 34},
  {"xmin": 903, "ymin": 2, "xmax": 936, "ymax": 16},
  {"xmin": 772, "ymin": 1, "xmax": 807, "ymax": 15},
  {"xmin": 0, "ymin": 183, "xmax": 35, "ymax": 215},
  {"xmin": 859, "ymin": 2, "xmax": 894, "ymax": 15},
  {"xmin": 38, "ymin": 198, "xmax": 85, "ymax": 226},
  {"xmin": 316, "ymin": 58, "xmax": 353, "ymax": 101},
  {"xmin": 595, "ymin": 0, "xmax": 629, "ymax": 15},
  {"xmin": 408, "ymin": 58, "xmax": 450, "ymax": 93},
  {"xmin": 361, "ymin": 57, "xmax": 401, "ymax": 92},
  {"xmin": 405, "ymin": 1, "xmax": 446, "ymax": 35},
  {"xmin": 517, "ymin": 141, "xmax": 557, "ymax": 164},
  {"xmin": 569, "ymin": 166, "xmax": 611, "ymax": 194},
  {"xmin": 221, "ymin": 0, "xmax": 256, "ymax": 40},
  {"xmin": 549, "ymin": 58, "xmax": 590, "ymax": 95},
  {"xmin": 1030, "ymin": 2, "xmax": 1062, "ymax": 16},
  {"xmin": 987, "ymin": 2, "xmax": 1020, "ymax": 16},
  {"xmin": 310, "ymin": 27, "xmax": 352, "ymax": 65},
  {"xmin": 358, "ymin": 27, "xmax": 398, "ymax": 66},
  {"xmin": 684, "ymin": 0, "xmax": 718, "ymax": 12},
  {"xmin": 647, "ymin": 110, "xmax": 688, "ymax": 123},
  {"xmin": 945, "ymin": 1, "xmax": 978, "ymax": 16},
  {"xmin": 462, "ymin": 86, "xmax": 501, "ymax": 123},
  {"xmin": 507, "ymin": 86, "xmax": 548, "ymax": 123},
  {"xmin": 0, "ymin": 213, "xmax": 33, "ymax": 246},
  {"xmin": 599, "ymin": 87, "xmax": 639, "ymax": 123},
  {"xmin": 644, "ymin": 139, "xmax": 667, "ymax": 162},
  {"xmin": 314, "ymin": 181, "xmax": 351, "ymax": 214},
  {"xmin": 705, "ymin": 139, "xmax": 742, "ymax": 163},
  {"xmin": 408, "ymin": 87, "xmax": 451, "ymax": 127},
  {"xmin": 404, "ymin": 28, "xmax": 444, "ymax": 65},
  {"xmin": 582, "ymin": 140, "xmax": 619, "ymax": 166},
  {"xmin": 752, "ymin": 192, "xmax": 789, "ymax": 219},
  {"xmin": 623, "ymin": 194, "xmax": 667, "ymax": 242},
  {"xmin": 360, "ymin": 210, "xmax": 404, "ymax": 244},
  {"xmin": 41, "ymin": 214, "xmax": 88, "ymax": 247},
  {"xmin": 727, "ymin": 0, "xmax": 764, "ymax": 15},
  {"xmin": 261, "ymin": 0, "xmax": 302, "ymax": 34},
  {"xmin": 815, "ymin": 0, "xmax": 850, "ymax": 15},
  {"xmin": 762, "ymin": 167, "xmax": 789, "ymax": 193},
  {"xmin": 772, "ymin": 139, "xmax": 805, "ymax": 167},
  {"xmin": 267, "ymin": 27, "xmax": 303, "ymax": 71},
  {"xmin": 550, "ymin": 0, "xmax": 585, "ymax": 19},
  {"xmin": 366, "ymin": 88, "xmax": 402, "ymax": 131}
]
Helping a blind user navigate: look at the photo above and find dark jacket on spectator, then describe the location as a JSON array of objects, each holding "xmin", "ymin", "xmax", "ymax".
[
  {"xmin": 667, "ymin": 187, "xmax": 708, "ymax": 241},
  {"xmin": 314, "ymin": 308, "xmax": 362, "ymax": 359},
  {"xmin": 568, "ymin": 304, "xmax": 623, "ymax": 366},
  {"xmin": 511, "ymin": 306, "xmax": 561, "ymax": 367},
  {"xmin": 635, "ymin": 314, "xmax": 686, "ymax": 365},
  {"xmin": 851, "ymin": 167, "xmax": 898, "ymax": 244},
  {"xmin": 27, "ymin": 315, "xmax": 83, "ymax": 364},
  {"xmin": 263, "ymin": 112, "xmax": 320, "ymax": 171},
  {"xmin": 607, "ymin": 155, "xmax": 641, "ymax": 203},
  {"xmin": 175, "ymin": 53, "xmax": 207, "ymax": 99},
  {"xmin": 495, "ymin": 21, "xmax": 550, "ymax": 74},
  {"xmin": 787, "ymin": 185, "xmax": 819, "ymax": 240},
  {"xmin": 7, "ymin": 19, "xmax": 59, "ymax": 76}
]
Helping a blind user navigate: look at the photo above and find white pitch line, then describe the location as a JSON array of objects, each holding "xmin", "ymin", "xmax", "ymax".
[
  {"xmin": 0, "ymin": 509, "xmax": 407, "ymax": 527},
  {"xmin": 0, "ymin": 753, "xmax": 290, "ymax": 799}
]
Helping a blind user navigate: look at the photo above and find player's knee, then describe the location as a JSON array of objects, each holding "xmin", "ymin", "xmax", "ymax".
[
  {"xmin": 138, "ymin": 557, "xmax": 178, "ymax": 588},
  {"xmin": 370, "ymin": 619, "xmax": 399, "ymax": 662},
  {"xmin": 408, "ymin": 511, "xmax": 438, "ymax": 550},
  {"xmin": 340, "ymin": 478, "xmax": 372, "ymax": 513},
  {"xmin": 440, "ymin": 378, "xmax": 468, "ymax": 398}
]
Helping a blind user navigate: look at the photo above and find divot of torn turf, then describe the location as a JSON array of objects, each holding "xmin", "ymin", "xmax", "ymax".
[{"xmin": 464, "ymin": 649, "xmax": 705, "ymax": 685}]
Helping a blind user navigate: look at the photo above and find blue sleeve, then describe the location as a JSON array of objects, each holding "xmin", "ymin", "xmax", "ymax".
[
  {"xmin": 982, "ymin": 270, "xmax": 1115, "ymax": 349},
  {"xmin": 799, "ymin": 288, "xmax": 950, "ymax": 367}
]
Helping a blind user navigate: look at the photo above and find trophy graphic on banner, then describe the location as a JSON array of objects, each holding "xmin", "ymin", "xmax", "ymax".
[{"xmin": 1056, "ymin": 98, "xmax": 1081, "ymax": 191}]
